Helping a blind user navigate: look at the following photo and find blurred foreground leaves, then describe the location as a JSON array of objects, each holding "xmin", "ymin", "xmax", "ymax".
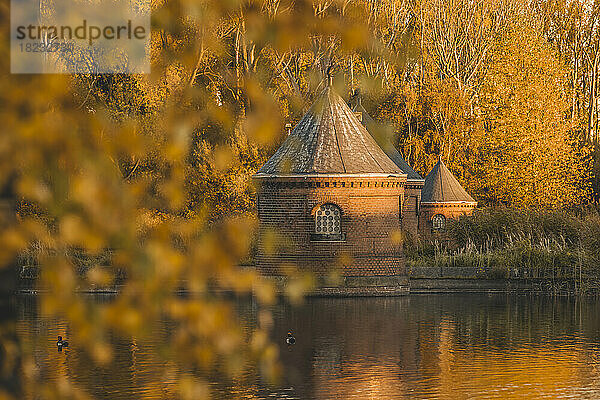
[{"xmin": 0, "ymin": 1, "xmax": 385, "ymax": 398}]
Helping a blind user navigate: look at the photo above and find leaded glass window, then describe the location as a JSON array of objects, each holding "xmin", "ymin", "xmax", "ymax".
[
  {"xmin": 315, "ymin": 204, "xmax": 341, "ymax": 234},
  {"xmin": 432, "ymin": 214, "xmax": 446, "ymax": 230}
]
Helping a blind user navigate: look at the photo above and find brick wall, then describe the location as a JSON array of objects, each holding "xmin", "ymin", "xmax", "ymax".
[
  {"xmin": 401, "ymin": 182, "xmax": 423, "ymax": 237},
  {"xmin": 255, "ymin": 176, "xmax": 407, "ymax": 277}
]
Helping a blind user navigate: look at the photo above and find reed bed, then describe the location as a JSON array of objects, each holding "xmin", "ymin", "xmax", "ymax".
[{"xmin": 405, "ymin": 206, "xmax": 600, "ymax": 281}]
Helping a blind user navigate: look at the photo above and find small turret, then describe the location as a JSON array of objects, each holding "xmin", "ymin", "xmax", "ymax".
[{"xmin": 420, "ymin": 158, "xmax": 477, "ymax": 233}]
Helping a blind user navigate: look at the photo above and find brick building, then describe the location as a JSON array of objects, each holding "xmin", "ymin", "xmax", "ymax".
[
  {"xmin": 253, "ymin": 86, "xmax": 475, "ymax": 285},
  {"xmin": 253, "ymin": 86, "xmax": 407, "ymax": 279},
  {"xmin": 419, "ymin": 158, "xmax": 477, "ymax": 235}
]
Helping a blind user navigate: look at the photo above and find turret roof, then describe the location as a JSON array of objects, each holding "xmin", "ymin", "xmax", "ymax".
[
  {"xmin": 421, "ymin": 159, "xmax": 476, "ymax": 203},
  {"xmin": 256, "ymin": 87, "xmax": 404, "ymax": 176}
]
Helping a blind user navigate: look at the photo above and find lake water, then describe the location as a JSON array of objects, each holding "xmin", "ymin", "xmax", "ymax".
[{"xmin": 12, "ymin": 294, "xmax": 600, "ymax": 399}]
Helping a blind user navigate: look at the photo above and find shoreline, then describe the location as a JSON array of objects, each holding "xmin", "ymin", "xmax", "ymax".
[{"xmin": 15, "ymin": 277, "xmax": 600, "ymax": 296}]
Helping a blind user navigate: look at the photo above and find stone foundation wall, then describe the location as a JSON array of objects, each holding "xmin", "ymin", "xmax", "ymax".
[
  {"xmin": 409, "ymin": 265, "xmax": 480, "ymax": 279},
  {"xmin": 17, "ymin": 265, "xmax": 600, "ymax": 296},
  {"xmin": 410, "ymin": 278, "xmax": 600, "ymax": 295},
  {"xmin": 266, "ymin": 275, "xmax": 410, "ymax": 297}
]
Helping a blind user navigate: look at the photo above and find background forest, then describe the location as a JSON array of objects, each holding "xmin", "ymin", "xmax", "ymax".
[
  {"xmin": 73, "ymin": 0, "xmax": 600, "ymax": 218},
  {"xmin": 2, "ymin": 0, "xmax": 600, "ymax": 398}
]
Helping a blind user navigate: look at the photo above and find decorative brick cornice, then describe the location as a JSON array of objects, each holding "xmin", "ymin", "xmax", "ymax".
[
  {"xmin": 421, "ymin": 202, "xmax": 477, "ymax": 208},
  {"xmin": 256, "ymin": 175, "xmax": 406, "ymax": 190}
]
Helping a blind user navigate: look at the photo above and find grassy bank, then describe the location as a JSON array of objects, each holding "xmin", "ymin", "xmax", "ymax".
[{"xmin": 406, "ymin": 207, "xmax": 600, "ymax": 281}]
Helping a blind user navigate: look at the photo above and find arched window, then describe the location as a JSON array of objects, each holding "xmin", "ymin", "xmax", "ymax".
[
  {"xmin": 432, "ymin": 214, "xmax": 446, "ymax": 231},
  {"xmin": 315, "ymin": 203, "xmax": 341, "ymax": 235}
]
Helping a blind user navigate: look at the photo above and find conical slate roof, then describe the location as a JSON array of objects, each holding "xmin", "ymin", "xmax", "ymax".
[
  {"xmin": 351, "ymin": 100, "xmax": 423, "ymax": 181},
  {"xmin": 256, "ymin": 87, "xmax": 404, "ymax": 176},
  {"xmin": 421, "ymin": 159, "xmax": 476, "ymax": 203}
]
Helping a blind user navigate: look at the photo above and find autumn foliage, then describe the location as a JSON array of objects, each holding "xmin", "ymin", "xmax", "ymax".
[{"xmin": 1, "ymin": 0, "xmax": 600, "ymax": 398}]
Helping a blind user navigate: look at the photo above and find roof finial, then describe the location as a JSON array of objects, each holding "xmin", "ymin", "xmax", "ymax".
[
  {"xmin": 326, "ymin": 64, "xmax": 334, "ymax": 87},
  {"xmin": 353, "ymin": 88, "xmax": 361, "ymax": 105}
]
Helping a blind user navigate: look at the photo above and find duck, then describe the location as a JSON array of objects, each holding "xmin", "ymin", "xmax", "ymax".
[
  {"xmin": 286, "ymin": 331, "xmax": 296, "ymax": 345},
  {"xmin": 56, "ymin": 336, "xmax": 69, "ymax": 348}
]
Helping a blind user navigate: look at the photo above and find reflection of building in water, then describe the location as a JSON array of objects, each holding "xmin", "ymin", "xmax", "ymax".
[
  {"xmin": 312, "ymin": 337, "xmax": 342, "ymax": 376},
  {"xmin": 411, "ymin": 298, "xmax": 600, "ymax": 399},
  {"xmin": 13, "ymin": 296, "xmax": 600, "ymax": 399},
  {"xmin": 437, "ymin": 317, "xmax": 457, "ymax": 399},
  {"xmin": 276, "ymin": 297, "xmax": 418, "ymax": 398},
  {"xmin": 433, "ymin": 339, "xmax": 593, "ymax": 398},
  {"xmin": 275, "ymin": 296, "xmax": 600, "ymax": 399},
  {"xmin": 314, "ymin": 360, "xmax": 408, "ymax": 399}
]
